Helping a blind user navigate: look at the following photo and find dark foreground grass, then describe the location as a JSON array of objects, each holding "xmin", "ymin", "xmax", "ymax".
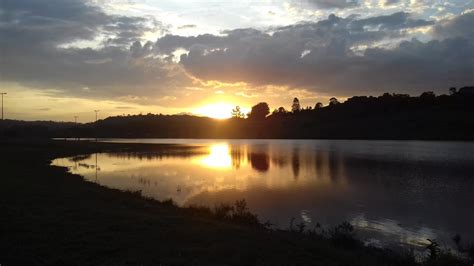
[{"xmin": 0, "ymin": 139, "xmax": 470, "ymax": 265}]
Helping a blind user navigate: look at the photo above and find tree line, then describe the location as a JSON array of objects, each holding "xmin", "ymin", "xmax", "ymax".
[
  {"xmin": 234, "ymin": 86, "xmax": 474, "ymax": 120},
  {"xmin": 1, "ymin": 86, "xmax": 473, "ymax": 140}
]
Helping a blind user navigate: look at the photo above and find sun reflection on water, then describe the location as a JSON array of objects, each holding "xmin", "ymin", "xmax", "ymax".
[
  {"xmin": 196, "ymin": 144, "xmax": 232, "ymax": 169},
  {"xmin": 50, "ymin": 140, "xmax": 474, "ymax": 251}
]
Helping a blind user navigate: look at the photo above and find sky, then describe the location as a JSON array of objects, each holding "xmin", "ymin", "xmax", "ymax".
[{"xmin": 1, "ymin": 0, "xmax": 473, "ymax": 121}]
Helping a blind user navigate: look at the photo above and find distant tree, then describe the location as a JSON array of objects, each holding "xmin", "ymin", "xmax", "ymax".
[
  {"xmin": 272, "ymin": 107, "xmax": 285, "ymax": 114},
  {"xmin": 291, "ymin": 98, "xmax": 301, "ymax": 113},
  {"xmin": 272, "ymin": 107, "xmax": 287, "ymax": 117},
  {"xmin": 278, "ymin": 107, "xmax": 286, "ymax": 113},
  {"xmin": 315, "ymin": 102, "xmax": 323, "ymax": 109},
  {"xmin": 329, "ymin": 97, "xmax": 340, "ymax": 106},
  {"xmin": 458, "ymin": 86, "xmax": 474, "ymax": 95},
  {"xmin": 449, "ymin": 87, "xmax": 457, "ymax": 95},
  {"xmin": 420, "ymin": 91, "xmax": 436, "ymax": 99},
  {"xmin": 231, "ymin": 106, "xmax": 245, "ymax": 118},
  {"xmin": 248, "ymin": 102, "xmax": 270, "ymax": 120}
]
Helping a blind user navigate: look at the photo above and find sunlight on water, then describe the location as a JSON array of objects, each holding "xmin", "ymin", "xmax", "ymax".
[
  {"xmin": 51, "ymin": 139, "xmax": 474, "ymax": 250},
  {"xmin": 196, "ymin": 144, "xmax": 233, "ymax": 169}
]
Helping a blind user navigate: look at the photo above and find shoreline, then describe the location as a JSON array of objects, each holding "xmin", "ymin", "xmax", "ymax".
[{"xmin": 0, "ymin": 139, "xmax": 470, "ymax": 265}]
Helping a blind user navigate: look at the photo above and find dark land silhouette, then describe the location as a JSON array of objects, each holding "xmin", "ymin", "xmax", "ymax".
[{"xmin": 1, "ymin": 86, "xmax": 474, "ymax": 140}]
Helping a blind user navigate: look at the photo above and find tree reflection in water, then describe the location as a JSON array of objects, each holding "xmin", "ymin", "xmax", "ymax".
[{"xmin": 51, "ymin": 140, "xmax": 474, "ymax": 250}]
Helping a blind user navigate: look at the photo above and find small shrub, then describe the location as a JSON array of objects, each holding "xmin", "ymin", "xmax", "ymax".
[
  {"xmin": 296, "ymin": 222, "xmax": 306, "ymax": 234},
  {"xmin": 328, "ymin": 221, "xmax": 359, "ymax": 248},
  {"xmin": 214, "ymin": 203, "xmax": 233, "ymax": 220},
  {"xmin": 468, "ymin": 244, "xmax": 474, "ymax": 261},
  {"xmin": 289, "ymin": 217, "xmax": 296, "ymax": 232},
  {"xmin": 161, "ymin": 198, "xmax": 176, "ymax": 207},
  {"xmin": 229, "ymin": 199, "xmax": 260, "ymax": 226},
  {"xmin": 184, "ymin": 205, "xmax": 213, "ymax": 218},
  {"xmin": 233, "ymin": 199, "xmax": 248, "ymax": 217},
  {"xmin": 425, "ymin": 239, "xmax": 440, "ymax": 261}
]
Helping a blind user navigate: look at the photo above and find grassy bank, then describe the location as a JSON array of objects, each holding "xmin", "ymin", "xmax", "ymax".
[{"xmin": 0, "ymin": 139, "xmax": 470, "ymax": 265}]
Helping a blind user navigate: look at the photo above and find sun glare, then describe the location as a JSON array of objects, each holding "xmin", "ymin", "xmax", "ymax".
[
  {"xmin": 197, "ymin": 144, "xmax": 232, "ymax": 169},
  {"xmin": 194, "ymin": 103, "xmax": 248, "ymax": 119}
]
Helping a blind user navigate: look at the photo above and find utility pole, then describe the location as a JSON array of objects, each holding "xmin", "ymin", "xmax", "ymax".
[
  {"xmin": 0, "ymin": 92, "xmax": 6, "ymax": 120},
  {"xmin": 94, "ymin": 110, "xmax": 100, "ymax": 142},
  {"xmin": 94, "ymin": 110, "xmax": 99, "ymax": 122},
  {"xmin": 74, "ymin": 116, "xmax": 79, "ymax": 141}
]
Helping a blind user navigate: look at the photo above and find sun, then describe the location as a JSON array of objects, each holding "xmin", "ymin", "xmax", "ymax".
[{"xmin": 194, "ymin": 103, "xmax": 248, "ymax": 119}]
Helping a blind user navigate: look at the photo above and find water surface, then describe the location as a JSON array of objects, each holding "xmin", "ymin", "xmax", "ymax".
[{"xmin": 52, "ymin": 139, "xmax": 474, "ymax": 249}]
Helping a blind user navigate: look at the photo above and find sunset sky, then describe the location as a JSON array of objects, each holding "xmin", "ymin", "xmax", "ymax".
[{"xmin": 1, "ymin": 0, "xmax": 473, "ymax": 121}]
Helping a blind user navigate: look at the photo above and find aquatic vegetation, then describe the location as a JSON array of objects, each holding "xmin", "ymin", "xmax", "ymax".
[{"xmin": 183, "ymin": 199, "xmax": 261, "ymax": 227}]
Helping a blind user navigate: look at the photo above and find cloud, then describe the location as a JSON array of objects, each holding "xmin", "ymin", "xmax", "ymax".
[
  {"xmin": 155, "ymin": 12, "xmax": 474, "ymax": 95},
  {"xmin": 178, "ymin": 24, "xmax": 197, "ymax": 29},
  {"xmin": 1, "ymin": 0, "xmax": 473, "ymax": 110},
  {"xmin": 381, "ymin": 0, "xmax": 401, "ymax": 7},
  {"xmin": 153, "ymin": 12, "xmax": 473, "ymax": 95},
  {"xmin": 351, "ymin": 12, "xmax": 434, "ymax": 31},
  {"xmin": 0, "ymin": 0, "xmax": 162, "ymax": 46},
  {"xmin": 0, "ymin": 0, "xmax": 191, "ymax": 103},
  {"xmin": 300, "ymin": 0, "xmax": 359, "ymax": 9},
  {"xmin": 432, "ymin": 10, "xmax": 474, "ymax": 40}
]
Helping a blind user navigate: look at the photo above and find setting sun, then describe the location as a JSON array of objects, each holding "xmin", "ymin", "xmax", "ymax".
[{"xmin": 194, "ymin": 103, "xmax": 249, "ymax": 119}]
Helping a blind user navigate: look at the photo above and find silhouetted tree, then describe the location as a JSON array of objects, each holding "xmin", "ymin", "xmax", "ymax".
[
  {"xmin": 458, "ymin": 86, "xmax": 474, "ymax": 95},
  {"xmin": 272, "ymin": 107, "xmax": 287, "ymax": 117},
  {"xmin": 420, "ymin": 91, "xmax": 435, "ymax": 98},
  {"xmin": 420, "ymin": 91, "xmax": 436, "ymax": 104},
  {"xmin": 9, "ymin": 88, "xmax": 474, "ymax": 140},
  {"xmin": 315, "ymin": 102, "xmax": 323, "ymax": 109},
  {"xmin": 248, "ymin": 102, "xmax": 270, "ymax": 120},
  {"xmin": 231, "ymin": 106, "xmax": 245, "ymax": 118},
  {"xmin": 291, "ymin": 98, "xmax": 301, "ymax": 113},
  {"xmin": 329, "ymin": 97, "xmax": 340, "ymax": 106},
  {"xmin": 449, "ymin": 87, "xmax": 457, "ymax": 95}
]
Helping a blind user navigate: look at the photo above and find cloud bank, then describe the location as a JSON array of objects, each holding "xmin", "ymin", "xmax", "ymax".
[
  {"xmin": 0, "ymin": 0, "xmax": 190, "ymax": 103},
  {"xmin": 155, "ymin": 11, "xmax": 473, "ymax": 95},
  {"xmin": 1, "ymin": 0, "xmax": 473, "ymax": 108}
]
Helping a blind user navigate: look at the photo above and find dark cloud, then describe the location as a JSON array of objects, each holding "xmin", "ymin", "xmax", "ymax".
[
  {"xmin": 178, "ymin": 24, "xmax": 197, "ymax": 29},
  {"xmin": 0, "ymin": 0, "xmax": 189, "ymax": 102},
  {"xmin": 1, "ymin": 0, "xmax": 111, "ymax": 45},
  {"xmin": 382, "ymin": 0, "xmax": 401, "ymax": 6},
  {"xmin": 104, "ymin": 16, "xmax": 165, "ymax": 46},
  {"xmin": 1, "ymin": 1, "xmax": 473, "ymax": 104},
  {"xmin": 351, "ymin": 12, "xmax": 434, "ymax": 31},
  {"xmin": 153, "ymin": 12, "xmax": 473, "ymax": 95},
  {"xmin": 0, "ymin": 0, "xmax": 163, "ymax": 47},
  {"xmin": 300, "ymin": 0, "xmax": 359, "ymax": 9},
  {"xmin": 433, "ymin": 11, "xmax": 474, "ymax": 40}
]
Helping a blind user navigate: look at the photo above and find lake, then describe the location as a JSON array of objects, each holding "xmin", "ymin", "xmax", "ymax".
[{"xmin": 52, "ymin": 139, "xmax": 474, "ymax": 249}]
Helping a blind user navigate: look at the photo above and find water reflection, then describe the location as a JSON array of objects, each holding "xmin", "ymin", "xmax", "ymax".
[
  {"xmin": 198, "ymin": 144, "xmax": 232, "ymax": 168},
  {"xmin": 53, "ymin": 140, "xmax": 474, "ymax": 249}
]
